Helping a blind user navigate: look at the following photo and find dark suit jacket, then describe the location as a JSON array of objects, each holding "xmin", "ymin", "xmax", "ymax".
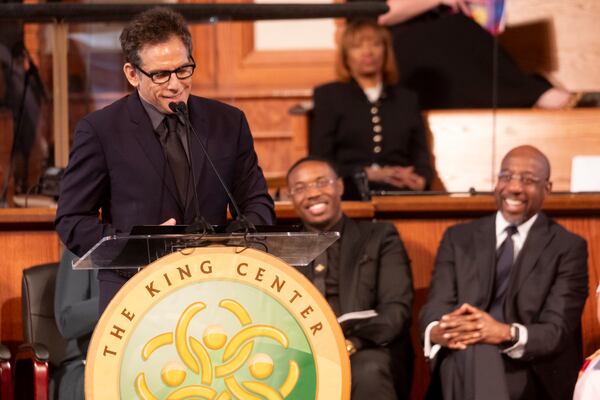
[
  {"xmin": 54, "ymin": 251, "xmax": 99, "ymax": 400},
  {"xmin": 309, "ymin": 80, "xmax": 433, "ymax": 188},
  {"xmin": 55, "ymin": 90, "xmax": 275, "ymax": 258},
  {"xmin": 420, "ymin": 213, "xmax": 589, "ymax": 400},
  {"xmin": 302, "ymin": 218, "xmax": 414, "ymax": 397}
]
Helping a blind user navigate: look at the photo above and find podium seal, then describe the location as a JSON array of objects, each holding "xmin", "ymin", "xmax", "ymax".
[{"xmin": 86, "ymin": 246, "xmax": 350, "ymax": 399}]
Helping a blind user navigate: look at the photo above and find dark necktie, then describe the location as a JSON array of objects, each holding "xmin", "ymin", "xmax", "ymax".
[
  {"xmin": 489, "ymin": 225, "xmax": 518, "ymax": 322},
  {"xmin": 161, "ymin": 115, "xmax": 189, "ymax": 206}
]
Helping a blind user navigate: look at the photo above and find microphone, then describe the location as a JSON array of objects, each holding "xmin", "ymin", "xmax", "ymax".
[{"xmin": 168, "ymin": 101, "xmax": 256, "ymax": 234}]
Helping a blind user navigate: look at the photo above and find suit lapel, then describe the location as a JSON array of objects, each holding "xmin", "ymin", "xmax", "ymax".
[
  {"xmin": 338, "ymin": 218, "xmax": 368, "ymax": 313},
  {"xmin": 477, "ymin": 216, "xmax": 497, "ymax": 309},
  {"xmin": 126, "ymin": 91, "xmax": 182, "ymax": 212},
  {"xmin": 508, "ymin": 213, "xmax": 554, "ymax": 297}
]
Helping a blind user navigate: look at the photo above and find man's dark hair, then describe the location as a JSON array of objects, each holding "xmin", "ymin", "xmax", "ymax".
[
  {"xmin": 120, "ymin": 7, "xmax": 193, "ymax": 67},
  {"xmin": 286, "ymin": 156, "xmax": 340, "ymax": 184}
]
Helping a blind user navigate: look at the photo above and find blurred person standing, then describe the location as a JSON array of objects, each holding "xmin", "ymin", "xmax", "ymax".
[{"xmin": 377, "ymin": 0, "xmax": 575, "ymax": 109}]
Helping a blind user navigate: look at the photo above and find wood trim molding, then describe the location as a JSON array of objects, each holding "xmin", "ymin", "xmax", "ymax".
[{"xmin": 213, "ymin": 1, "xmax": 338, "ymax": 91}]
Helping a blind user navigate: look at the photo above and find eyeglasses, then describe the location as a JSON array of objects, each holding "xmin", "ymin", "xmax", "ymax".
[
  {"xmin": 289, "ymin": 177, "xmax": 337, "ymax": 196},
  {"xmin": 497, "ymin": 171, "xmax": 545, "ymax": 186},
  {"xmin": 134, "ymin": 57, "xmax": 196, "ymax": 84}
]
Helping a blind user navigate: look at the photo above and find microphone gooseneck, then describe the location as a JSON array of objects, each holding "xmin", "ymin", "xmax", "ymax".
[{"xmin": 168, "ymin": 101, "xmax": 256, "ymax": 234}]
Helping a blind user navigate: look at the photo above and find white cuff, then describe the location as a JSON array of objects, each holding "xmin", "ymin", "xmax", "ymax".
[
  {"xmin": 502, "ymin": 323, "xmax": 528, "ymax": 359},
  {"xmin": 424, "ymin": 321, "xmax": 442, "ymax": 360}
]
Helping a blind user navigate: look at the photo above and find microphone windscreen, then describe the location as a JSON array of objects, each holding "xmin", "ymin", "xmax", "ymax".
[
  {"xmin": 176, "ymin": 101, "xmax": 188, "ymax": 114},
  {"xmin": 168, "ymin": 102, "xmax": 179, "ymax": 113}
]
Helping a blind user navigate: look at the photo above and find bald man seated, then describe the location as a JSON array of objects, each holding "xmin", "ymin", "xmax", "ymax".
[{"xmin": 421, "ymin": 145, "xmax": 588, "ymax": 400}]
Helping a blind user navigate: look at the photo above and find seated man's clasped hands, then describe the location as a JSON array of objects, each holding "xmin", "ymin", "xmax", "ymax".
[{"xmin": 431, "ymin": 303, "xmax": 513, "ymax": 351}]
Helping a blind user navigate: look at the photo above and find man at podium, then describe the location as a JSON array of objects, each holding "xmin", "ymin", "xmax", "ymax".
[
  {"xmin": 286, "ymin": 156, "xmax": 414, "ymax": 400},
  {"xmin": 55, "ymin": 7, "xmax": 274, "ymax": 311}
]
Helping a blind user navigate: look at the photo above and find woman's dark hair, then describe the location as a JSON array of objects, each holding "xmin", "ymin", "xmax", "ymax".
[{"xmin": 120, "ymin": 7, "xmax": 193, "ymax": 67}]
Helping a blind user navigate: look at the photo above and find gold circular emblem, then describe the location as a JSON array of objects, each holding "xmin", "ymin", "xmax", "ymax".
[{"xmin": 86, "ymin": 246, "xmax": 351, "ymax": 399}]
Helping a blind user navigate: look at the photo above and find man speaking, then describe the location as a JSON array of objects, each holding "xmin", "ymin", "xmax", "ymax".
[{"xmin": 55, "ymin": 7, "xmax": 275, "ymax": 310}]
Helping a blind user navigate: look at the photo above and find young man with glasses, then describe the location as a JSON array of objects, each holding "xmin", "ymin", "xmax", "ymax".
[
  {"xmin": 56, "ymin": 7, "xmax": 275, "ymax": 311},
  {"xmin": 421, "ymin": 145, "xmax": 588, "ymax": 400},
  {"xmin": 287, "ymin": 156, "xmax": 415, "ymax": 400}
]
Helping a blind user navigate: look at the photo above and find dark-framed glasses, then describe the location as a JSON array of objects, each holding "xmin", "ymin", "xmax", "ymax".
[
  {"xmin": 289, "ymin": 177, "xmax": 337, "ymax": 196},
  {"xmin": 135, "ymin": 57, "xmax": 196, "ymax": 84},
  {"xmin": 497, "ymin": 171, "xmax": 544, "ymax": 186}
]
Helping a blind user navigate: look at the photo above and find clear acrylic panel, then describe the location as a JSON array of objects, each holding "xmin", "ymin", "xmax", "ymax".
[{"xmin": 73, "ymin": 231, "xmax": 340, "ymax": 269}]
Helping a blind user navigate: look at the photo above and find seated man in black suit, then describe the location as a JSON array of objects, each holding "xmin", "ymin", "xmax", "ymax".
[
  {"xmin": 55, "ymin": 7, "xmax": 274, "ymax": 311},
  {"xmin": 421, "ymin": 145, "xmax": 588, "ymax": 400},
  {"xmin": 287, "ymin": 156, "xmax": 414, "ymax": 400}
]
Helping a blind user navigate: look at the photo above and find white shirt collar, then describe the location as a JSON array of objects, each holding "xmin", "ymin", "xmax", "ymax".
[
  {"xmin": 363, "ymin": 82, "xmax": 383, "ymax": 103},
  {"xmin": 495, "ymin": 211, "xmax": 538, "ymax": 254}
]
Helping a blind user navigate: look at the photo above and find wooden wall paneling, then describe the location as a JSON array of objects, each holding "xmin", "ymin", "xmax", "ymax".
[
  {"xmin": 503, "ymin": 0, "xmax": 600, "ymax": 91},
  {"xmin": 499, "ymin": 17, "xmax": 557, "ymax": 78},
  {"xmin": 425, "ymin": 108, "xmax": 600, "ymax": 193},
  {"xmin": 556, "ymin": 217, "xmax": 600, "ymax": 356},
  {"xmin": 226, "ymin": 97, "xmax": 308, "ymax": 179},
  {"xmin": 236, "ymin": 26, "xmax": 335, "ymax": 87},
  {"xmin": 190, "ymin": 18, "xmax": 219, "ymax": 91},
  {"xmin": 0, "ymin": 209, "xmax": 60, "ymax": 349},
  {"xmin": 425, "ymin": 110, "xmax": 495, "ymax": 192},
  {"xmin": 493, "ymin": 109, "xmax": 600, "ymax": 190},
  {"xmin": 214, "ymin": 15, "xmax": 336, "ymax": 92},
  {"xmin": 0, "ymin": 230, "xmax": 60, "ymax": 347},
  {"xmin": 51, "ymin": 23, "xmax": 70, "ymax": 168},
  {"xmin": 290, "ymin": 105, "xmax": 310, "ymax": 163}
]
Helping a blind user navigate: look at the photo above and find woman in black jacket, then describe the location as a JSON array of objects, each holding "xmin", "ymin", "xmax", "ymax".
[{"xmin": 310, "ymin": 19, "xmax": 433, "ymax": 195}]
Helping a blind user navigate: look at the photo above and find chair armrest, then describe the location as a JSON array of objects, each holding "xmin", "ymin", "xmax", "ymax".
[
  {"xmin": 0, "ymin": 343, "xmax": 13, "ymax": 400},
  {"xmin": 15, "ymin": 343, "xmax": 49, "ymax": 363},
  {"xmin": 14, "ymin": 342, "xmax": 49, "ymax": 400},
  {"xmin": 0, "ymin": 343, "xmax": 10, "ymax": 361}
]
